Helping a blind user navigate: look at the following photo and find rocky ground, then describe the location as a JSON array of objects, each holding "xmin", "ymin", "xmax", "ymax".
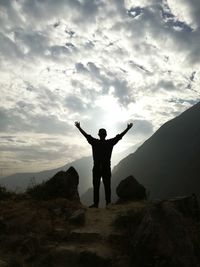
[
  {"xmin": 0, "ymin": 197, "xmax": 200, "ymax": 267},
  {"xmin": 0, "ymin": 167, "xmax": 200, "ymax": 267},
  {"xmin": 0, "ymin": 197, "xmax": 145, "ymax": 267}
]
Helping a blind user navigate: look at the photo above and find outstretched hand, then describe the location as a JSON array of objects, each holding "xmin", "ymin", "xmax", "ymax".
[
  {"xmin": 75, "ymin": 121, "xmax": 80, "ymax": 128},
  {"xmin": 127, "ymin": 122, "xmax": 133, "ymax": 129}
]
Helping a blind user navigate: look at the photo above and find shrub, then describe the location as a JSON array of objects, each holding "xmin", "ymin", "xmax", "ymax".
[
  {"xmin": 26, "ymin": 182, "xmax": 47, "ymax": 200},
  {"xmin": 0, "ymin": 186, "xmax": 12, "ymax": 200}
]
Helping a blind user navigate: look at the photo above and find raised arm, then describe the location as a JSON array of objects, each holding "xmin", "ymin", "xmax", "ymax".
[
  {"xmin": 119, "ymin": 123, "xmax": 133, "ymax": 138},
  {"xmin": 75, "ymin": 121, "xmax": 89, "ymax": 138}
]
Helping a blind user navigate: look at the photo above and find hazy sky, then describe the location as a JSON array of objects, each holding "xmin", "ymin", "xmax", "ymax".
[{"xmin": 0, "ymin": 0, "xmax": 200, "ymax": 176}]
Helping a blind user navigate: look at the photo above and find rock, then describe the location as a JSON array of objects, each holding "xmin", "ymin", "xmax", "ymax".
[
  {"xmin": 31, "ymin": 166, "xmax": 80, "ymax": 201},
  {"xmin": 116, "ymin": 175, "xmax": 146, "ymax": 201},
  {"xmin": 68, "ymin": 208, "xmax": 86, "ymax": 225},
  {"xmin": 52, "ymin": 228, "xmax": 70, "ymax": 241},
  {"xmin": 131, "ymin": 200, "xmax": 199, "ymax": 267},
  {"xmin": 167, "ymin": 194, "xmax": 200, "ymax": 221},
  {"xmin": 19, "ymin": 234, "xmax": 40, "ymax": 258},
  {"xmin": 41, "ymin": 243, "xmax": 112, "ymax": 267},
  {"xmin": 69, "ymin": 229, "xmax": 102, "ymax": 242},
  {"xmin": 0, "ymin": 260, "xmax": 8, "ymax": 267},
  {"xmin": 45, "ymin": 166, "xmax": 80, "ymax": 201},
  {"xmin": 52, "ymin": 208, "xmax": 62, "ymax": 216},
  {"xmin": 0, "ymin": 216, "xmax": 6, "ymax": 232}
]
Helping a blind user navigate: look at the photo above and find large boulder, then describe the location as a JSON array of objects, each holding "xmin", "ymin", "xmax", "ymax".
[
  {"xmin": 28, "ymin": 167, "xmax": 80, "ymax": 201},
  {"xmin": 131, "ymin": 196, "xmax": 200, "ymax": 267},
  {"xmin": 167, "ymin": 194, "xmax": 200, "ymax": 221},
  {"xmin": 44, "ymin": 167, "xmax": 80, "ymax": 201},
  {"xmin": 0, "ymin": 260, "xmax": 8, "ymax": 267},
  {"xmin": 116, "ymin": 175, "xmax": 146, "ymax": 202},
  {"xmin": 68, "ymin": 208, "xmax": 86, "ymax": 225}
]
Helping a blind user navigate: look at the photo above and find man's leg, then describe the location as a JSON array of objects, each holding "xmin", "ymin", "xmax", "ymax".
[
  {"xmin": 102, "ymin": 166, "xmax": 111, "ymax": 205},
  {"xmin": 92, "ymin": 166, "xmax": 101, "ymax": 207}
]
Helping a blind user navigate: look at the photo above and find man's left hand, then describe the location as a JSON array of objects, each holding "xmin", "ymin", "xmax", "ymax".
[{"xmin": 127, "ymin": 123, "xmax": 133, "ymax": 129}]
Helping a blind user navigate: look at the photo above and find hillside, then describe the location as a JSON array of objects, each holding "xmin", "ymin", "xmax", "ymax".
[{"xmin": 112, "ymin": 102, "xmax": 200, "ymax": 199}]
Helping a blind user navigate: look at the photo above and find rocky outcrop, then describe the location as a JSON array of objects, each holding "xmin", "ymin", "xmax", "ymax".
[
  {"xmin": 28, "ymin": 167, "xmax": 80, "ymax": 201},
  {"xmin": 1, "ymin": 180, "xmax": 200, "ymax": 267},
  {"xmin": 116, "ymin": 175, "xmax": 146, "ymax": 202},
  {"xmin": 69, "ymin": 208, "xmax": 86, "ymax": 225},
  {"xmin": 167, "ymin": 194, "xmax": 200, "ymax": 221},
  {"xmin": 129, "ymin": 195, "xmax": 200, "ymax": 267},
  {"xmin": 0, "ymin": 259, "xmax": 8, "ymax": 267},
  {"xmin": 44, "ymin": 167, "xmax": 80, "ymax": 201}
]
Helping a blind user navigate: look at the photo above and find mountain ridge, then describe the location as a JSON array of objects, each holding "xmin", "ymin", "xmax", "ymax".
[
  {"xmin": 112, "ymin": 101, "xmax": 200, "ymax": 199},
  {"xmin": 82, "ymin": 102, "xmax": 200, "ymax": 205}
]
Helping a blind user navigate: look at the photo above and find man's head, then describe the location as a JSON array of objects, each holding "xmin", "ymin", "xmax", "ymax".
[{"xmin": 98, "ymin": 128, "xmax": 107, "ymax": 140}]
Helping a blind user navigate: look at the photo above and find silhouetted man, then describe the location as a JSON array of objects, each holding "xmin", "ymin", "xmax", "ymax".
[{"xmin": 75, "ymin": 121, "xmax": 133, "ymax": 208}]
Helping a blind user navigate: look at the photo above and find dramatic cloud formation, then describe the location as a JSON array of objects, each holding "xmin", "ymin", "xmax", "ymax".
[{"xmin": 0, "ymin": 0, "xmax": 200, "ymax": 176}]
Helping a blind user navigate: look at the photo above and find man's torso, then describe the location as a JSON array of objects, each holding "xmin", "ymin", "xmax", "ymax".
[{"xmin": 86, "ymin": 134, "xmax": 122, "ymax": 166}]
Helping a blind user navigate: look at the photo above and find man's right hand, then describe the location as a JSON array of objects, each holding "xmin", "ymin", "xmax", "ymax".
[
  {"xmin": 127, "ymin": 122, "xmax": 133, "ymax": 129},
  {"xmin": 75, "ymin": 121, "xmax": 80, "ymax": 128}
]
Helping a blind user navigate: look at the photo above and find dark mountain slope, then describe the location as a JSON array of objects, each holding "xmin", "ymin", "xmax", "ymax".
[{"xmin": 112, "ymin": 102, "xmax": 200, "ymax": 199}]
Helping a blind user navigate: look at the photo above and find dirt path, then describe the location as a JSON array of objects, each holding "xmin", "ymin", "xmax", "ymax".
[{"xmin": 45, "ymin": 201, "xmax": 146, "ymax": 267}]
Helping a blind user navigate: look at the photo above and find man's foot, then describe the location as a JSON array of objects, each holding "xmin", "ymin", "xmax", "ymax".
[{"xmin": 89, "ymin": 204, "xmax": 98, "ymax": 208}]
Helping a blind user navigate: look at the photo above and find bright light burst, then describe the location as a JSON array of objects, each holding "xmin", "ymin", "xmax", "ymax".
[{"xmin": 95, "ymin": 95, "xmax": 131, "ymax": 136}]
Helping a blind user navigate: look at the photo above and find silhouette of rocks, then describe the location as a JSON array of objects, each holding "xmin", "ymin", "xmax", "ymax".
[
  {"xmin": 19, "ymin": 235, "xmax": 39, "ymax": 259},
  {"xmin": 69, "ymin": 208, "xmax": 86, "ymax": 225},
  {"xmin": 0, "ymin": 259, "xmax": 8, "ymax": 267},
  {"xmin": 44, "ymin": 167, "xmax": 80, "ymax": 201},
  {"xmin": 0, "ymin": 217, "xmax": 6, "ymax": 232},
  {"xmin": 131, "ymin": 197, "xmax": 200, "ymax": 267},
  {"xmin": 116, "ymin": 175, "xmax": 146, "ymax": 202},
  {"xmin": 42, "ymin": 244, "xmax": 112, "ymax": 267},
  {"xmin": 1, "ymin": 187, "xmax": 200, "ymax": 267},
  {"xmin": 28, "ymin": 167, "xmax": 80, "ymax": 201},
  {"xmin": 168, "ymin": 194, "xmax": 200, "ymax": 221},
  {"xmin": 0, "ymin": 186, "xmax": 12, "ymax": 200}
]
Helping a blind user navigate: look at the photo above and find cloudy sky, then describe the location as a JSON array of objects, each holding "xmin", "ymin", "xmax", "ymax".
[{"xmin": 0, "ymin": 0, "xmax": 200, "ymax": 176}]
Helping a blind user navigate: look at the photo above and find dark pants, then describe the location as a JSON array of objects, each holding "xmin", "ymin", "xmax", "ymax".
[{"xmin": 92, "ymin": 164, "xmax": 111, "ymax": 206}]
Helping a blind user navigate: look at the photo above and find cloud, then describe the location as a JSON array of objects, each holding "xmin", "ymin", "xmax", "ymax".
[
  {"xmin": 0, "ymin": 0, "xmax": 200, "ymax": 175},
  {"xmin": 19, "ymin": 0, "xmax": 104, "ymax": 27},
  {"xmin": 75, "ymin": 63, "xmax": 89, "ymax": 73},
  {"xmin": 87, "ymin": 62, "xmax": 101, "ymax": 76},
  {"xmin": 74, "ymin": 61, "xmax": 133, "ymax": 106},
  {"xmin": 65, "ymin": 95, "xmax": 88, "ymax": 112},
  {"xmin": 0, "ymin": 107, "xmax": 71, "ymax": 134},
  {"xmin": 157, "ymin": 80, "xmax": 176, "ymax": 91},
  {"xmin": 0, "ymin": 134, "xmax": 87, "ymax": 175},
  {"xmin": 167, "ymin": 0, "xmax": 200, "ymax": 29},
  {"xmin": 116, "ymin": 119, "xmax": 153, "ymax": 137},
  {"xmin": 30, "ymin": 114, "xmax": 71, "ymax": 134},
  {"xmin": 132, "ymin": 119, "xmax": 154, "ymax": 135},
  {"xmin": 0, "ymin": 32, "xmax": 22, "ymax": 60}
]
